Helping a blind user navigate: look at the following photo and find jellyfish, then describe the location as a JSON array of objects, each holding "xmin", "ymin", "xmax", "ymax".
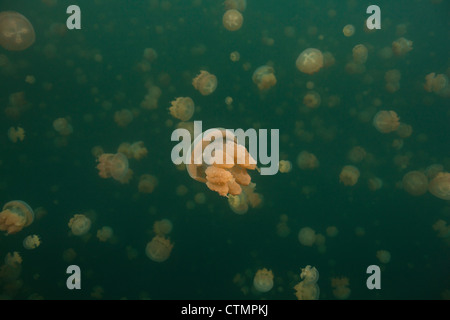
[
  {"xmin": 230, "ymin": 51, "xmax": 240, "ymax": 62},
  {"xmin": 253, "ymin": 268, "xmax": 274, "ymax": 293},
  {"xmin": 432, "ymin": 219, "xmax": 450, "ymax": 238},
  {"xmin": 347, "ymin": 146, "xmax": 366, "ymax": 163},
  {"xmin": 326, "ymin": 226, "xmax": 339, "ymax": 238},
  {"xmin": 300, "ymin": 265, "xmax": 319, "ymax": 283},
  {"xmin": 0, "ymin": 12, "xmax": 35, "ymax": 51},
  {"xmin": 339, "ymin": 165, "xmax": 360, "ymax": 186},
  {"xmin": 53, "ymin": 117, "xmax": 73, "ymax": 136},
  {"xmin": 222, "ymin": 9, "xmax": 243, "ymax": 31},
  {"xmin": 352, "ymin": 44, "xmax": 368, "ymax": 64},
  {"xmin": 402, "ymin": 171, "xmax": 428, "ymax": 196},
  {"xmin": 252, "ymin": 65, "xmax": 276, "ymax": 91},
  {"xmin": 23, "ymin": 234, "xmax": 40, "ymax": 250},
  {"xmin": 294, "ymin": 281, "xmax": 320, "ymax": 300},
  {"xmin": 424, "ymin": 73, "xmax": 448, "ymax": 94},
  {"xmin": 278, "ymin": 160, "xmax": 292, "ymax": 173},
  {"xmin": 424, "ymin": 164, "xmax": 444, "ymax": 180},
  {"xmin": 373, "ymin": 110, "xmax": 400, "ymax": 133},
  {"xmin": 192, "ymin": 71, "xmax": 217, "ymax": 95},
  {"xmin": 303, "ymin": 91, "xmax": 321, "ymax": 108},
  {"xmin": 114, "ymin": 109, "xmax": 133, "ymax": 127},
  {"xmin": 368, "ymin": 177, "xmax": 383, "ymax": 191},
  {"xmin": 96, "ymin": 226, "xmax": 113, "ymax": 242},
  {"xmin": 153, "ymin": 219, "xmax": 173, "ymax": 236},
  {"xmin": 298, "ymin": 227, "xmax": 316, "ymax": 247},
  {"xmin": 331, "ymin": 277, "xmax": 351, "ymax": 300},
  {"xmin": 129, "ymin": 141, "xmax": 148, "ymax": 160},
  {"xmin": 169, "ymin": 97, "xmax": 195, "ymax": 121},
  {"xmin": 428, "ymin": 172, "xmax": 450, "ymax": 200},
  {"xmin": 96, "ymin": 152, "xmax": 130, "ymax": 182},
  {"xmin": 0, "ymin": 200, "xmax": 34, "ymax": 235},
  {"xmin": 396, "ymin": 123, "xmax": 413, "ymax": 138},
  {"xmin": 138, "ymin": 174, "xmax": 158, "ymax": 193},
  {"xmin": 7, "ymin": 126, "xmax": 25, "ymax": 143},
  {"xmin": 342, "ymin": 24, "xmax": 355, "ymax": 37},
  {"xmin": 145, "ymin": 235, "xmax": 173, "ymax": 262},
  {"xmin": 376, "ymin": 250, "xmax": 391, "ymax": 264},
  {"xmin": 296, "ymin": 48, "xmax": 324, "ymax": 75},
  {"xmin": 228, "ymin": 193, "xmax": 249, "ymax": 214},
  {"xmin": 296, "ymin": 151, "xmax": 319, "ymax": 170},
  {"xmin": 392, "ymin": 37, "xmax": 413, "ymax": 56},
  {"xmin": 68, "ymin": 214, "xmax": 91, "ymax": 236}
]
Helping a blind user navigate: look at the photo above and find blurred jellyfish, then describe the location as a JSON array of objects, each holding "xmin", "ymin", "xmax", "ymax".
[
  {"xmin": 402, "ymin": 171, "xmax": 428, "ymax": 196},
  {"xmin": 53, "ymin": 117, "xmax": 73, "ymax": 136},
  {"xmin": 428, "ymin": 172, "xmax": 450, "ymax": 200},
  {"xmin": 0, "ymin": 200, "xmax": 34, "ymax": 235},
  {"xmin": 342, "ymin": 24, "xmax": 355, "ymax": 37},
  {"xmin": 297, "ymin": 151, "xmax": 319, "ymax": 170},
  {"xmin": 7, "ymin": 126, "xmax": 25, "ymax": 143},
  {"xmin": 68, "ymin": 214, "xmax": 91, "ymax": 236},
  {"xmin": 432, "ymin": 219, "xmax": 450, "ymax": 238},
  {"xmin": 296, "ymin": 48, "xmax": 323, "ymax": 75},
  {"xmin": 303, "ymin": 91, "xmax": 321, "ymax": 108},
  {"xmin": 352, "ymin": 44, "xmax": 368, "ymax": 64},
  {"xmin": 294, "ymin": 265, "xmax": 320, "ymax": 300},
  {"xmin": 114, "ymin": 109, "xmax": 133, "ymax": 127},
  {"xmin": 347, "ymin": 146, "xmax": 366, "ymax": 163},
  {"xmin": 326, "ymin": 226, "xmax": 339, "ymax": 238},
  {"xmin": 96, "ymin": 226, "xmax": 113, "ymax": 242},
  {"xmin": 373, "ymin": 110, "xmax": 400, "ymax": 133},
  {"xmin": 331, "ymin": 277, "xmax": 351, "ymax": 300},
  {"xmin": 138, "ymin": 174, "xmax": 158, "ymax": 194},
  {"xmin": 339, "ymin": 165, "xmax": 360, "ymax": 186},
  {"xmin": 376, "ymin": 250, "xmax": 391, "ymax": 264},
  {"xmin": 0, "ymin": 12, "xmax": 35, "ymax": 51},
  {"xmin": 230, "ymin": 51, "xmax": 240, "ymax": 62},
  {"xmin": 96, "ymin": 152, "xmax": 130, "ymax": 183},
  {"xmin": 252, "ymin": 65, "xmax": 276, "ymax": 91},
  {"xmin": 253, "ymin": 268, "xmax": 274, "ymax": 293},
  {"xmin": 392, "ymin": 37, "xmax": 413, "ymax": 56},
  {"xmin": 396, "ymin": 123, "xmax": 413, "ymax": 139},
  {"xmin": 145, "ymin": 235, "xmax": 174, "ymax": 262},
  {"xmin": 424, "ymin": 73, "xmax": 448, "ymax": 94},
  {"xmin": 169, "ymin": 97, "xmax": 195, "ymax": 121},
  {"xmin": 129, "ymin": 141, "xmax": 148, "ymax": 160},
  {"xmin": 228, "ymin": 193, "xmax": 249, "ymax": 214},
  {"xmin": 222, "ymin": 9, "xmax": 243, "ymax": 31},
  {"xmin": 278, "ymin": 160, "xmax": 292, "ymax": 173},
  {"xmin": 300, "ymin": 265, "xmax": 319, "ymax": 283},
  {"xmin": 153, "ymin": 219, "xmax": 173, "ymax": 236},
  {"xmin": 23, "ymin": 234, "xmax": 40, "ymax": 250},
  {"xmin": 192, "ymin": 71, "xmax": 217, "ymax": 95},
  {"xmin": 298, "ymin": 227, "xmax": 316, "ymax": 247},
  {"xmin": 368, "ymin": 177, "xmax": 383, "ymax": 191}
]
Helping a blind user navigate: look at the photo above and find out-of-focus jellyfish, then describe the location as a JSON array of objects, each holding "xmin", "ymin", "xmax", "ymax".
[
  {"xmin": 300, "ymin": 265, "xmax": 319, "ymax": 283},
  {"xmin": 342, "ymin": 24, "xmax": 355, "ymax": 37},
  {"xmin": 373, "ymin": 110, "xmax": 400, "ymax": 133},
  {"xmin": 297, "ymin": 151, "xmax": 319, "ymax": 170},
  {"xmin": 129, "ymin": 141, "xmax": 148, "ymax": 160},
  {"xmin": 303, "ymin": 91, "xmax": 321, "ymax": 108},
  {"xmin": 114, "ymin": 109, "xmax": 133, "ymax": 127},
  {"xmin": 347, "ymin": 146, "xmax": 366, "ymax": 163},
  {"xmin": 376, "ymin": 250, "xmax": 391, "ymax": 264},
  {"xmin": 96, "ymin": 152, "xmax": 130, "ymax": 183},
  {"xmin": 228, "ymin": 192, "xmax": 249, "ymax": 214},
  {"xmin": 143, "ymin": 48, "xmax": 158, "ymax": 62},
  {"xmin": 7, "ymin": 126, "xmax": 25, "ymax": 143},
  {"xmin": 96, "ymin": 226, "xmax": 113, "ymax": 242},
  {"xmin": 0, "ymin": 200, "xmax": 34, "ymax": 235},
  {"xmin": 145, "ymin": 235, "xmax": 173, "ymax": 262},
  {"xmin": 23, "ymin": 234, "xmax": 40, "ymax": 250},
  {"xmin": 432, "ymin": 219, "xmax": 450, "ymax": 238},
  {"xmin": 385, "ymin": 69, "xmax": 401, "ymax": 93},
  {"xmin": 5, "ymin": 251, "xmax": 22, "ymax": 267},
  {"xmin": 276, "ymin": 215, "xmax": 290, "ymax": 238},
  {"xmin": 424, "ymin": 164, "xmax": 444, "ymax": 180},
  {"xmin": 396, "ymin": 123, "xmax": 413, "ymax": 139},
  {"xmin": 294, "ymin": 265, "xmax": 320, "ymax": 300},
  {"xmin": 62, "ymin": 248, "xmax": 77, "ymax": 263},
  {"xmin": 230, "ymin": 51, "xmax": 240, "ymax": 62},
  {"xmin": 352, "ymin": 44, "xmax": 368, "ymax": 64},
  {"xmin": 326, "ymin": 226, "xmax": 338, "ymax": 238},
  {"xmin": 339, "ymin": 165, "xmax": 360, "ymax": 186},
  {"xmin": 68, "ymin": 214, "xmax": 91, "ymax": 236},
  {"xmin": 424, "ymin": 73, "xmax": 448, "ymax": 94},
  {"xmin": 298, "ymin": 227, "xmax": 316, "ymax": 247},
  {"xmin": 138, "ymin": 174, "xmax": 158, "ymax": 194},
  {"xmin": 331, "ymin": 277, "xmax": 351, "ymax": 300},
  {"xmin": 224, "ymin": 0, "xmax": 247, "ymax": 11},
  {"xmin": 141, "ymin": 84, "xmax": 161, "ymax": 110},
  {"xmin": 402, "ymin": 171, "xmax": 428, "ymax": 196},
  {"xmin": 392, "ymin": 37, "xmax": 413, "ymax": 56},
  {"xmin": 252, "ymin": 65, "xmax": 276, "ymax": 90},
  {"xmin": 153, "ymin": 219, "xmax": 173, "ymax": 236},
  {"xmin": 169, "ymin": 97, "xmax": 195, "ymax": 121},
  {"xmin": 53, "ymin": 117, "xmax": 73, "ymax": 136},
  {"xmin": 222, "ymin": 9, "xmax": 243, "ymax": 31},
  {"xmin": 428, "ymin": 172, "xmax": 450, "ymax": 200},
  {"xmin": 192, "ymin": 71, "xmax": 217, "ymax": 95},
  {"xmin": 278, "ymin": 160, "xmax": 292, "ymax": 173},
  {"xmin": 0, "ymin": 12, "xmax": 35, "ymax": 51},
  {"xmin": 296, "ymin": 48, "xmax": 323, "ymax": 75},
  {"xmin": 368, "ymin": 177, "xmax": 383, "ymax": 191},
  {"xmin": 253, "ymin": 268, "xmax": 274, "ymax": 293}
]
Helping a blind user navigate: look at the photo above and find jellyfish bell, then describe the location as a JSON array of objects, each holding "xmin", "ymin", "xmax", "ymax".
[
  {"xmin": 222, "ymin": 9, "xmax": 243, "ymax": 31},
  {"xmin": 402, "ymin": 171, "xmax": 428, "ymax": 196},
  {"xmin": 428, "ymin": 172, "xmax": 450, "ymax": 200},
  {"xmin": 253, "ymin": 268, "xmax": 274, "ymax": 293},
  {"xmin": 296, "ymin": 48, "xmax": 324, "ymax": 75},
  {"xmin": 0, "ymin": 200, "xmax": 35, "ymax": 234},
  {"xmin": 300, "ymin": 265, "xmax": 319, "ymax": 283},
  {"xmin": 0, "ymin": 12, "xmax": 36, "ymax": 51}
]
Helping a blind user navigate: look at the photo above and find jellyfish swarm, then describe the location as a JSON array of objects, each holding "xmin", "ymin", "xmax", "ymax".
[
  {"xmin": 96, "ymin": 153, "xmax": 130, "ymax": 183},
  {"xmin": 0, "ymin": 200, "xmax": 34, "ymax": 235},
  {"xmin": 296, "ymin": 48, "xmax": 324, "ymax": 75},
  {"xmin": 0, "ymin": 12, "xmax": 35, "ymax": 51},
  {"xmin": 186, "ymin": 129, "xmax": 257, "ymax": 197}
]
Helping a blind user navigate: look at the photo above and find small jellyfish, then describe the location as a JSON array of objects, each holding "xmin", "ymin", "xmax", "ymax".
[
  {"xmin": 169, "ymin": 97, "xmax": 195, "ymax": 121},
  {"xmin": 278, "ymin": 160, "xmax": 292, "ymax": 173},
  {"xmin": 145, "ymin": 235, "xmax": 174, "ymax": 262},
  {"xmin": 96, "ymin": 226, "xmax": 113, "ymax": 242},
  {"xmin": 129, "ymin": 141, "xmax": 148, "ymax": 160},
  {"xmin": 153, "ymin": 219, "xmax": 173, "ymax": 236},
  {"xmin": 326, "ymin": 226, "xmax": 339, "ymax": 237},
  {"xmin": 347, "ymin": 146, "xmax": 366, "ymax": 163},
  {"xmin": 192, "ymin": 70, "xmax": 217, "ymax": 95},
  {"xmin": 252, "ymin": 65, "xmax": 276, "ymax": 91},
  {"xmin": 392, "ymin": 37, "xmax": 413, "ymax": 56},
  {"xmin": 373, "ymin": 110, "xmax": 400, "ymax": 133},
  {"xmin": 0, "ymin": 200, "xmax": 35, "ymax": 235},
  {"xmin": 376, "ymin": 250, "xmax": 391, "ymax": 264},
  {"xmin": 96, "ymin": 152, "xmax": 129, "ymax": 182},
  {"xmin": 298, "ymin": 227, "xmax": 316, "ymax": 246},
  {"xmin": 428, "ymin": 172, "xmax": 450, "ymax": 200},
  {"xmin": 53, "ymin": 117, "xmax": 73, "ymax": 136},
  {"xmin": 253, "ymin": 268, "xmax": 274, "ymax": 293},
  {"xmin": 396, "ymin": 123, "xmax": 413, "ymax": 138},
  {"xmin": 68, "ymin": 214, "xmax": 91, "ymax": 236},
  {"xmin": 296, "ymin": 48, "xmax": 324, "ymax": 75},
  {"xmin": 294, "ymin": 281, "xmax": 320, "ymax": 300},
  {"xmin": 114, "ymin": 109, "xmax": 133, "ymax": 127},
  {"xmin": 402, "ymin": 171, "xmax": 428, "ymax": 196},
  {"xmin": 222, "ymin": 9, "xmax": 243, "ymax": 31},
  {"xmin": 339, "ymin": 165, "xmax": 360, "ymax": 186},
  {"xmin": 368, "ymin": 177, "xmax": 383, "ymax": 191},
  {"xmin": 23, "ymin": 234, "xmax": 40, "ymax": 250},
  {"xmin": 297, "ymin": 151, "xmax": 319, "ymax": 170},
  {"xmin": 228, "ymin": 193, "xmax": 249, "ymax": 214},
  {"xmin": 7, "ymin": 126, "xmax": 25, "ymax": 143},
  {"xmin": 138, "ymin": 174, "xmax": 158, "ymax": 193},
  {"xmin": 300, "ymin": 265, "xmax": 319, "ymax": 283},
  {"xmin": 0, "ymin": 12, "xmax": 35, "ymax": 51},
  {"xmin": 331, "ymin": 277, "xmax": 351, "ymax": 300},
  {"xmin": 230, "ymin": 51, "xmax": 240, "ymax": 62},
  {"xmin": 424, "ymin": 73, "xmax": 448, "ymax": 94},
  {"xmin": 342, "ymin": 24, "xmax": 355, "ymax": 37},
  {"xmin": 352, "ymin": 44, "xmax": 368, "ymax": 64},
  {"xmin": 303, "ymin": 91, "xmax": 321, "ymax": 108}
]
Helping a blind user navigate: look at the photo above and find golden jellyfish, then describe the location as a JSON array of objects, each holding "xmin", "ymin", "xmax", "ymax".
[
  {"xmin": 0, "ymin": 12, "xmax": 35, "ymax": 51},
  {"xmin": 192, "ymin": 71, "xmax": 217, "ymax": 95},
  {"xmin": 303, "ymin": 91, "xmax": 321, "ymax": 108},
  {"xmin": 53, "ymin": 117, "xmax": 73, "ymax": 136},
  {"xmin": 376, "ymin": 250, "xmax": 391, "ymax": 264},
  {"xmin": 298, "ymin": 227, "xmax": 316, "ymax": 247},
  {"xmin": 331, "ymin": 277, "xmax": 351, "ymax": 300},
  {"xmin": 169, "ymin": 97, "xmax": 195, "ymax": 121},
  {"xmin": 253, "ymin": 268, "xmax": 274, "ymax": 293},
  {"xmin": 294, "ymin": 281, "xmax": 320, "ymax": 300},
  {"xmin": 138, "ymin": 174, "xmax": 158, "ymax": 194},
  {"xmin": 23, "ymin": 234, "xmax": 40, "ymax": 250},
  {"xmin": 368, "ymin": 177, "xmax": 383, "ymax": 191},
  {"xmin": 424, "ymin": 73, "xmax": 448, "ymax": 93},
  {"xmin": 252, "ymin": 65, "xmax": 277, "ymax": 91},
  {"xmin": 129, "ymin": 141, "xmax": 148, "ymax": 160},
  {"xmin": 402, "ymin": 171, "xmax": 428, "ymax": 196},
  {"xmin": 230, "ymin": 51, "xmax": 240, "ymax": 62},
  {"xmin": 228, "ymin": 193, "xmax": 249, "ymax": 214},
  {"xmin": 96, "ymin": 152, "xmax": 129, "ymax": 182},
  {"xmin": 68, "ymin": 214, "xmax": 91, "ymax": 236},
  {"xmin": 396, "ymin": 123, "xmax": 413, "ymax": 138},
  {"xmin": 339, "ymin": 165, "xmax": 360, "ymax": 186},
  {"xmin": 5, "ymin": 251, "xmax": 22, "ymax": 267},
  {"xmin": 7, "ymin": 126, "xmax": 25, "ymax": 143},
  {"xmin": 145, "ymin": 235, "xmax": 173, "ymax": 262},
  {"xmin": 373, "ymin": 110, "xmax": 400, "ymax": 133},
  {"xmin": 296, "ymin": 48, "xmax": 324, "ymax": 75},
  {"xmin": 352, "ymin": 44, "xmax": 368, "ymax": 64},
  {"xmin": 428, "ymin": 172, "xmax": 450, "ymax": 200},
  {"xmin": 392, "ymin": 37, "xmax": 413, "ymax": 56},
  {"xmin": 0, "ymin": 200, "xmax": 34, "ymax": 235},
  {"xmin": 153, "ymin": 219, "xmax": 173, "ymax": 236},
  {"xmin": 342, "ymin": 24, "xmax": 355, "ymax": 37},
  {"xmin": 114, "ymin": 109, "xmax": 133, "ymax": 127},
  {"xmin": 300, "ymin": 265, "xmax": 319, "ymax": 283},
  {"xmin": 296, "ymin": 151, "xmax": 319, "ymax": 170},
  {"xmin": 96, "ymin": 226, "xmax": 113, "ymax": 242},
  {"xmin": 278, "ymin": 160, "xmax": 292, "ymax": 173},
  {"xmin": 347, "ymin": 146, "xmax": 366, "ymax": 163},
  {"xmin": 222, "ymin": 9, "xmax": 243, "ymax": 31}
]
